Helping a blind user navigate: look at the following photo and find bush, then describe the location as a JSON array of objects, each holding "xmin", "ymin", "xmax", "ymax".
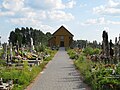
[
  {"xmin": 35, "ymin": 45, "xmax": 45, "ymax": 52},
  {"xmin": 83, "ymin": 47, "xmax": 94, "ymax": 55},
  {"xmin": 83, "ymin": 47, "xmax": 100, "ymax": 56},
  {"xmin": 74, "ymin": 55, "xmax": 92, "ymax": 78},
  {"xmin": 69, "ymin": 48, "xmax": 120, "ymax": 90},
  {"xmin": 93, "ymin": 48, "xmax": 101, "ymax": 55},
  {"xmin": 74, "ymin": 57, "xmax": 120, "ymax": 90},
  {"xmin": 116, "ymin": 62, "xmax": 120, "ymax": 75},
  {"xmin": 67, "ymin": 49, "xmax": 78, "ymax": 59},
  {"xmin": 0, "ymin": 59, "xmax": 6, "ymax": 66}
]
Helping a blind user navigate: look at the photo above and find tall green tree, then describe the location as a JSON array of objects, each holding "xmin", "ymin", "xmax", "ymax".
[
  {"xmin": 9, "ymin": 31, "xmax": 16, "ymax": 46},
  {"xmin": 9, "ymin": 27, "xmax": 52, "ymax": 47}
]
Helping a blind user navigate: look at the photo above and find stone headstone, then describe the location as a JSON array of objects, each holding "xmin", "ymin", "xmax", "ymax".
[
  {"xmin": 102, "ymin": 31, "xmax": 109, "ymax": 57},
  {"xmin": 6, "ymin": 54, "xmax": 9, "ymax": 64},
  {"xmin": 109, "ymin": 39, "xmax": 114, "ymax": 57},
  {"xmin": 102, "ymin": 31, "xmax": 110, "ymax": 64},
  {"xmin": 10, "ymin": 42, "xmax": 13, "ymax": 61},
  {"xmin": 114, "ymin": 37, "xmax": 118, "ymax": 64},
  {"xmin": 16, "ymin": 40, "xmax": 19, "ymax": 52},
  {"xmin": 2, "ymin": 43, "xmax": 7, "ymax": 59},
  {"xmin": 30, "ymin": 37, "xmax": 34, "ymax": 52},
  {"xmin": 31, "ymin": 38, "xmax": 33, "ymax": 46},
  {"xmin": 119, "ymin": 34, "xmax": 120, "ymax": 62},
  {"xmin": 14, "ymin": 48, "xmax": 18, "ymax": 56},
  {"xmin": 21, "ymin": 45, "xmax": 25, "ymax": 57},
  {"xmin": 0, "ymin": 78, "xmax": 3, "ymax": 85}
]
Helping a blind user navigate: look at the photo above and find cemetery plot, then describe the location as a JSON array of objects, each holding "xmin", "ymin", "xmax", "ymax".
[
  {"xmin": 67, "ymin": 31, "xmax": 120, "ymax": 90},
  {"xmin": 0, "ymin": 78, "xmax": 13, "ymax": 90},
  {"xmin": 0, "ymin": 42, "xmax": 56, "ymax": 90}
]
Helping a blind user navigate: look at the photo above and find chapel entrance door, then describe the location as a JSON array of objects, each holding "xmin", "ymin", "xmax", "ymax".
[{"xmin": 60, "ymin": 41, "xmax": 64, "ymax": 47}]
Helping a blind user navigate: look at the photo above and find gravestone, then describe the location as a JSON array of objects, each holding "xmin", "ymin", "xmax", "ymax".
[
  {"xmin": 21, "ymin": 45, "xmax": 25, "ymax": 57},
  {"xmin": 2, "ymin": 43, "xmax": 7, "ymax": 60},
  {"xmin": 10, "ymin": 42, "xmax": 13, "ymax": 61},
  {"xmin": 6, "ymin": 54, "xmax": 9, "ymax": 64},
  {"xmin": 109, "ymin": 39, "xmax": 114, "ymax": 57},
  {"xmin": 30, "ymin": 37, "xmax": 34, "ymax": 53},
  {"xmin": 102, "ymin": 31, "xmax": 110, "ymax": 64},
  {"xmin": 15, "ymin": 41, "xmax": 19, "ymax": 56},
  {"xmin": 16, "ymin": 41, "xmax": 19, "ymax": 52},
  {"xmin": 114, "ymin": 37, "xmax": 118, "ymax": 63},
  {"xmin": 119, "ymin": 34, "xmax": 120, "ymax": 62},
  {"xmin": 0, "ymin": 78, "xmax": 3, "ymax": 85}
]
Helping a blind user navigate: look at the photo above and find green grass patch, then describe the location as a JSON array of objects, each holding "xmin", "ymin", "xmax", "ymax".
[
  {"xmin": 0, "ymin": 49, "xmax": 57, "ymax": 90},
  {"xmin": 67, "ymin": 48, "xmax": 120, "ymax": 90}
]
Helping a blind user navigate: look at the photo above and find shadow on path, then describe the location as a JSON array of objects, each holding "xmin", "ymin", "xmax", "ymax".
[{"xmin": 30, "ymin": 47, "xmax": 91, "ymax": 90}]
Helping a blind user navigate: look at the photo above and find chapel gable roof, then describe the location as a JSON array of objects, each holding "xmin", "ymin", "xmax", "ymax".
[{"xmin": 52, "ymin": 25, "xmax": 74, "ymax": 36}]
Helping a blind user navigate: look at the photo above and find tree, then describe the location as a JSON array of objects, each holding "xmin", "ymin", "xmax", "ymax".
[
  {"xmin": 9, "ymin": 31, "xmax": 16, "ymax": 46},
  {"xmin": 9, "ymin": 27, "xmax": 52, "ymax": 47}
]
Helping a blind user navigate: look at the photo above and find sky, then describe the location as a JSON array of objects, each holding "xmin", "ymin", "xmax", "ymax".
[{"xmin": 0, "ymin": 0, "xmax": 120, "ymax": 43}]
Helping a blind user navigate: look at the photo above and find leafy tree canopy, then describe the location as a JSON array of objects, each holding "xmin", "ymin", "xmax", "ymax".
[{"xmin": 9, "ymin": 27, "xmax": 52, "ymax": 47}]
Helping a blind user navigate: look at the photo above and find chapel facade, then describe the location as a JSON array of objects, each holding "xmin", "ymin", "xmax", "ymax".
[{"xmin": 48, "ymin": 26, "xmax": 74, "ymax": 47}]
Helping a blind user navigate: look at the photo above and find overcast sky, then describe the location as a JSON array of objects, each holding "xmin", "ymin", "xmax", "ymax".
[{"xmin": 0, "ymin": 0, "xmax": 120, "ymax": 43}]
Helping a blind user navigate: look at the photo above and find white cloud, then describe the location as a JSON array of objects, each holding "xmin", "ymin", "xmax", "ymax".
[
  {"xmin": 22, "ymin": 9, "xmax": 47, "ymax": 20},
  {"xmin": 26, "ymin": 0, "xmax": 76, "ymax": 10},
  {"xmin": 2, "ymin": 0, "xmax": 24, "ymax": 11},
  {"xmin": 0, "ymin": 0, "xmax": 25, "ymax": 16},
  {"xmin": 81, "ymin": 17, "xmax": 105, "ymax": 25},
  {"xmin": 79, "ymin": 3, "xmax": 87, "ymax": 8},
  {"xmin": 81, "ymin": 17, "xmax": 120, "ymax": 25},
  {"xmin": 0, "ymin": 0, "xmax": 75, "ymax": 21},
  {"xmin": 48, "ymin": 10, "xmax": 74, "ymax": 21},
  {"xmin": 45, "ymin": 0, "xmax": 65, "ymax": 9},
  {"xmin": 9, "ymin": 17, "xmax": 54, "ymax": 33},
  {"xmin": 103, "ymin": 27, "xmax": 110, "ymax": 32},
  {"xmin": 0, "ymin": 11, "xmax": 14, "ymax": 16},
  {"xmin": 108, "ymin": 0, "xmax": 119, "ymax": 7},
  {"xmin": 40, "ymin": 24, "xmax": 55, "ymax": 33},
  {"xmin": 0, "ymin": 0, "xmax": 75, "ymax": 34},
  {"xmin": 7, "ymin": 10, "xmax": 42, "ymax": 27},
  {"xmin": 108, "ymin": 20, "xmax": 120, "ymax": 24},
  {"xmin": 82, "ymin": 18, "xmax": 97, "ymax": 25},
  {"xmin": 66, "ymin": 0, "xmax": 76, "ymax": 8},
  {"xmin": 10, "ymin": 18, "xmax": 40, "ymax": 27},
  {"xmin": 93, "ymin": 0, "xmax": 120, "ymax": 16}
]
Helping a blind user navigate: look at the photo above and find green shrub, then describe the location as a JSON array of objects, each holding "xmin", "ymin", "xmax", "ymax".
[
  {"xmin": 83, "ymin": 47, "xmax": 100, "ymax": 56},
  {"xmin": 71, "ymin": 48, "xmax": 120, "ymax": 90},
  {"xmin": 67, "ymin": 49, "xmax": 78, "ymax": 59},
  {"xmin": 75, "ymin": 58, "xmax": 120, "ymax": 90},
  {"xmin": 0, "ymin": 59, "xmax": 6, "ymax": 66},
  {"xmin": 83, "ymin": 47, "xmax": 94, "ymax": 55},
  {"xmin": 74, "ymin": 55, "xmax": 92, "ymax": 80},
  {"xmin": 116, "ymin": 62, "xmax": 120, "ymax": 74},
  {"xmin": 93, "ymin": 48, "xmax": 100, "ymax": 54},
  {"xmin": 35, "ymin": 45, "xmax": 45, "ymax": 52}
]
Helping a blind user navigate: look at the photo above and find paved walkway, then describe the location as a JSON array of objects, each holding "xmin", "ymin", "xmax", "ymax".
[{"xmin": 30, "ymin": 47, "xmax": 90, "ymax": 90}]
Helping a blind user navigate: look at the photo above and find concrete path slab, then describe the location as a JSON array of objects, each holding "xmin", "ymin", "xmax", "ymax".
[{"xmin": 30, "ymin": 47, "xmax": 90, "ymax": 90}]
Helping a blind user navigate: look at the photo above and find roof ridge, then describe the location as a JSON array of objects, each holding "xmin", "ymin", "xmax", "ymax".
[{"xmin": 52, "ymin": 25, "xmax": 74, "ymax": 36}]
